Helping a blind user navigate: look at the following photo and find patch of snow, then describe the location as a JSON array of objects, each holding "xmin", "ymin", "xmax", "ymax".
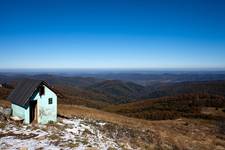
[
  {"xmin": 0, "ymin": 117, "xmax": 123, "ymax": 150},
  {"xmin": 0, "ymin": 136, "xmax": 60, "ymax": 150},
  {"xmin": 97, "ymin": 122, "xmax": 106, "ymax": 126}
]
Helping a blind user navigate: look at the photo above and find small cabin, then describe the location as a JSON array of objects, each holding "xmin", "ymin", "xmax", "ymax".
[{"xmin": 7, "ymin": 79, "xmax": 57, "ymax": 124}]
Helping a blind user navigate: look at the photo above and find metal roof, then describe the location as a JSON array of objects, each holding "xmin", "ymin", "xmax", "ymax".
[{"xmin": 7, "ymin": 79, "xmax": 51, "ymax": 107}]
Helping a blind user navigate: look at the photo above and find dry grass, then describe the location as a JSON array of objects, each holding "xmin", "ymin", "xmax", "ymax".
[
  {"xmin": 201, "ymin": 107, "xmax": 225, "ymax": 116},
  {"xmin": 58, "ymin": 104, "xmax": 225, "ymax": 150},
  {"xmin": 0, "ymin": 100, "xmax": 11, "ymax": 108},
  {"xmin": 58, "ymin": 104, "xmax": 156, "ymax": 129}
]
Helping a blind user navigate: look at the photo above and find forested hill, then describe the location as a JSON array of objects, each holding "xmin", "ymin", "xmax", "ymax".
[{"xmin": 0, "ymin": 73, "xmax": 225, "ymax": 107}]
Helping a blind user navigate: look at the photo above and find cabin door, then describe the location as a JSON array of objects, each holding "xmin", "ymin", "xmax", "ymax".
[{"xmin": 30, "ymin": 101, "xmax": 37, "ymax": 123}]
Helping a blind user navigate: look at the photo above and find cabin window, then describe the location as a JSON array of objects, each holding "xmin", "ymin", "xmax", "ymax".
[
  {"xmin": 39, "ymin": 85, "xmax": 45, "ymax": 96},
  {"xmin": 48, "ymin": 98, "xmax": 53, "ymax": 104}
]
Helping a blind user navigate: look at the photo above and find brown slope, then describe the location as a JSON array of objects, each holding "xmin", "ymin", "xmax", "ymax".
[{"xmin": 104, "ymin": 93, "xmax": 225, "ymax": 120}]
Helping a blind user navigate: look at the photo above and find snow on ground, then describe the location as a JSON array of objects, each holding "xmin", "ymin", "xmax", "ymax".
[{"xmin": 0, "ymin": 117, "xmax": 123, "ymax": 150}]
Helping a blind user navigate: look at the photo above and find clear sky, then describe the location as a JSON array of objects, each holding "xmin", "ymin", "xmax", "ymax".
[{"xmin": 0, "ymin": 0, "xmax": 225, "ymax": 69}]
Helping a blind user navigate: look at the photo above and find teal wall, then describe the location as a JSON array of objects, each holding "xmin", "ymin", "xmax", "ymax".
[
  {"xmin": 33, "ymin": 85, "xmax": 57, "ymax": 124},
  {"xmin": 11, "ymin": 103, "xmax": 30, "ymax": 124},
  {"xmin": 11, "ymin": 84, "xmax": 57, "ymax": 124}
]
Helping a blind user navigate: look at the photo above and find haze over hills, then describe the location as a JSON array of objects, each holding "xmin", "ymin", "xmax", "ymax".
[
  {"xmin": 82, "ymin": 71, "xmax": 225, "ymax": 85},
  {"xmin": 1, "ymin": 70, "xmax": 225, "ymax": 86},
  {"xmin": 1, "ymin": 71, "xmax": 225, "ymax": 105}
]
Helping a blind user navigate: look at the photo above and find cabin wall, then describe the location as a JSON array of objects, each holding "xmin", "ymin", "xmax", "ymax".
[
  {"xmin": 11, "ymin": 104, "xmax": 30, "ymax": 124},
  {"xmin": 33, "ymin": 85, "xmax": 57, "ymax": 124}
]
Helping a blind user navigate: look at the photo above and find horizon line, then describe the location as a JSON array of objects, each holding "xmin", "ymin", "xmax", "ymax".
[{"xmin": 0, "ymin": 67, "xmax": 225, "ymax": 72}]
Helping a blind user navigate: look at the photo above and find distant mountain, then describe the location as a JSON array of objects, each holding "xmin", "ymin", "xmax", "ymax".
[
  {"xmin": 2, "ymin": 72, "xmax": 225, "ymax": 86},
  {"xmin": 146, "ymin": 80, "xmax": 225, "ymax": 98},
  {"xmin": 31, "ymin": 74, "xmax": 101, "ymax": 88},
  {"xmin": 55, "ymin": 85, "xmax": 112, "ymax": 108},
  {"xmin": 86, "ymin": 79, "xmax": 225, "ymax": 104},
  {"xmin": 1, "ymin": 73, "xmax": 225, "ymax": 105},
  {"xmin": 0, "ymin": 74, "xmax": 16, "ymax": 83},
  {"xmin": 87, "ymin": 80, "xmax": 148, "ymax": 103},
  {"xmin": 83, "ymin": 73, "xmax": 225, "ymax": 85}
]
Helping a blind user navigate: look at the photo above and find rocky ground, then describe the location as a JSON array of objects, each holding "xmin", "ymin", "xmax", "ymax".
[
  {"xmin": 0, "ymin": 116, "xmax": 124, "ymax": 150},
  {"xmin": 0, "ymin": 108, "xmax": 155, "ymax": 150}
]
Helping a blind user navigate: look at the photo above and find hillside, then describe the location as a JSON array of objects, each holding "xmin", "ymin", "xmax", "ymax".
[
  {"xmin": 55, "ymin": 85, "xmax": 111, "ymax": 109},
  {"xmin": 85, "ymin": 80, "xmax": 225, "ymax": 104},
  {"xmin": 87, "ymin": 80, "xmax": 148, "ymax": 103},
  {"xmin": 2, "ymin": 77, "xmax": 225, "ymax": 107},
  {"xmin": 0, "ymin": 86, "xmax": 11, "ymax": 100},
  {"xmin": 104, "ymin": 93, "xmax": 225, "ymax": 121},
  {"xmin": 147, "ymin": 80, "xmax": 225, "ymax": 98},
  {"xmin": 1, "ymin": 73, "xmax": 225, "ymax": 104}
]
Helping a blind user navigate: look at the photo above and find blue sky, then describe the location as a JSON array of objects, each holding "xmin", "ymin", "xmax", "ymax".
[{"xmin": 0, "ymin": 0, "xmax": 225, "ymax": 69}]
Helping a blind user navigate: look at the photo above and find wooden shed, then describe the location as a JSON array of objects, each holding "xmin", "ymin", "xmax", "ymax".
[{"xmin": 7, "ymin": 79, "xmax": 57, "ymax": 124}]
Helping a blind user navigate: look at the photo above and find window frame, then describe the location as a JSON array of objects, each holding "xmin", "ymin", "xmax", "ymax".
[{"xmin": 48, "ymin": 98, "xmax": 53, "ymax": 104}]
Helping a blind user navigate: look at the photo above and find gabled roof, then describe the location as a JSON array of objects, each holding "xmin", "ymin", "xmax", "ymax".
[{"xmin": 7, "ymin": 79, "xmax": 54, "ymax": 107}]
